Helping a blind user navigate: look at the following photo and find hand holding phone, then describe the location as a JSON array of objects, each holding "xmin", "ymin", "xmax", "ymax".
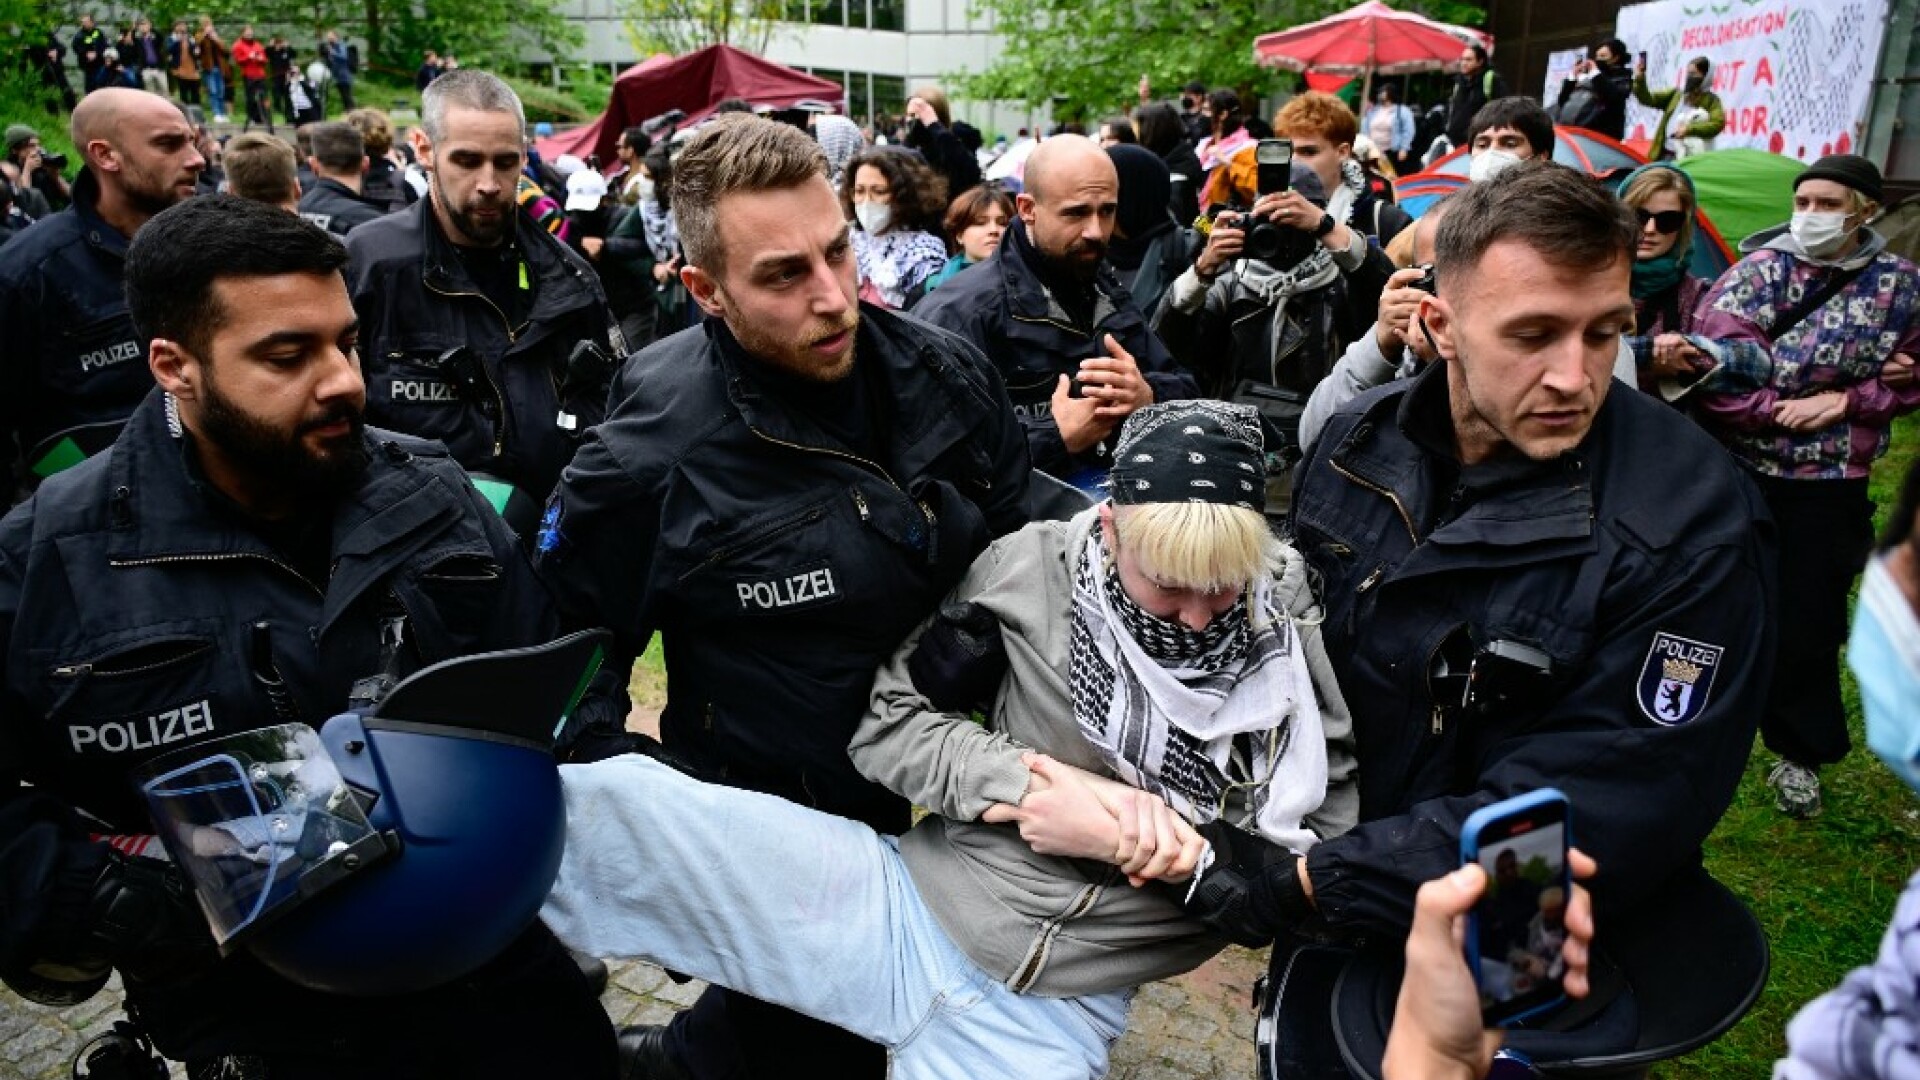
[{"xmin": 1461, "ymin": 789, "xmax": 1572, "ymax": 1026}]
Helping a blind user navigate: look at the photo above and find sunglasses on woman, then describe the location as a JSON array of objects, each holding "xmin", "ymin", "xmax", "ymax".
[{"xmin": 1635, "ymin": 208, "xmax": 1686, "ymax": 235}]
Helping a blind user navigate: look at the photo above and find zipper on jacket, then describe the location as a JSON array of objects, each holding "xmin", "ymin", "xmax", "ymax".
[
  {"xmin": 679, "ymin": 505, "xmax": 829, "ymax": 582},
  {"xmin": 109, "ymin": 551, "xmax": 326, "ymax": 599},
  {"xmin": 1008, "ymin": 312, "xmax": 1092, "ymax": 340},
  {"xmin": 1330, "ymin": 458, "xmax": 1418, "ymax": 544},
  {"xmin": 421, "ymin": 279, "xmax": 517, "ymax": 457},
  {"xmin": 51, "ymin": 638, "xmax": 214, "ymax": 680},
  {"xmin": 746, "ymin": 426, "xmax": 902, "ymax": 490},
  {"xmin": 1007, "ymin": 875, "xmax": 1109, "ymax": 993}
]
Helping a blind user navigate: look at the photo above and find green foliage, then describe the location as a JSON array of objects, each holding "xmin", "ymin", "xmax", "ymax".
[
  {"xmin": 955, "ymin": 0, "xmax": 1486, "ymax": 120},
  {"xmin": 5, "ymin": 0, "xmax": 578, "ymax": 79},
  {"xmin": 619, "ymin": 0, "xmax": 786, "ymax": 59},
  {"xmin": 0, "ymin": 64, "xmax": 73, "ymax": 158},
  {"xmin": 498, "ymin": 71, "xmax": 602, "ymax": 125},
  {"xmin": 1664, "ymin": 412, "xmax": 1920, "ymax": 1077}
]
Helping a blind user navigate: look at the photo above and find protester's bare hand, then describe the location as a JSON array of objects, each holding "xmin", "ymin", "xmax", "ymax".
[
  {"xmin": 982, "ymin": 753, "xmax": 1127, "ymax": 862},
  {"xmin": 19, "ymin": 147, "xmax": 41, "ymax": 175},
  {"xmin": 1050, "ymin": 374, "xmax": 1116, "ymax": 454},
  {"xmin": 1773, "ymin": 390, "xmax": 1848, "ymax": 432},
  {"xmin": 1650, "ymin": 333, "xmax": 1704, "ymax": 379},
  {"xmin": 905, "ymin": 96, "xmax": 938, "ymax": 127},
  {"xmin": 1883, "ymin": 352, "xmax": 1917, "ymax": 388},
  {"xmin": 581, "ymin": 236, "xmax": 604, "ymax": 260},
  {"xmin": 1195, "ymin": 215, "xmax": 1246, "ymax": 279},
  {"xmin": 1254, "ymin": 190, "xmax": 1324, "ymax": 236},
  {"xmin": 1376, "ymin": 267, "xmax": 1428, "ymax": 353},
  {"xmin": 1077, "ymin": 334, "xmax": 1153, "ymax": 420}
]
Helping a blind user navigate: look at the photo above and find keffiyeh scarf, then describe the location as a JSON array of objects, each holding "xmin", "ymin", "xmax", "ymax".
[
  {"xmin": 854, "ymin": 227, "xmax": 949, "ymax": 308},
  {"xmin": 1067, "ymin": 527, "xmax": 1327, "ymax": 852}
]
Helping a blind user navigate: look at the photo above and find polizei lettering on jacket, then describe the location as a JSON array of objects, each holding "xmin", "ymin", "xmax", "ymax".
[
  {"xmin": 736, "ymin": 566, "xmax": 838, "ymax": 612},
  {"xmin": 78, "ymin": 339, "xmax": 143, "ymax": 374},
  {"xmin": 390, "ymin": 379, "xmax": 460, "ymax": 404},
  {"xmin": 69, "ymin": 699, "xmax": 214, "ymax": 754}
]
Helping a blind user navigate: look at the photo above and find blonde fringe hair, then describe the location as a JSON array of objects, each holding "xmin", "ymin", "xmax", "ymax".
[{"xmin": 1111, "ymin": 502, "xmax": 1277, "ymax": 593}]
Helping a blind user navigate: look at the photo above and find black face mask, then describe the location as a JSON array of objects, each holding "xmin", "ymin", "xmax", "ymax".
[{"xmin": 1684, "ymin": 73, "xmax": 1706, "ymax": 91}]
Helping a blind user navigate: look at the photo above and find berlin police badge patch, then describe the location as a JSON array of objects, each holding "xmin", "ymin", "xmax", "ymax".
[{"xmin": 1637, "ymin": 632, "xmax": 1724, "ymax": 726}]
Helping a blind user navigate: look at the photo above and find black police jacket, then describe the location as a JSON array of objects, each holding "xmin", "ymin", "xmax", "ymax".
[
  {"xmin": 0, "ymin": 170, "xmax": 153, "ymax": 494},
  {"xmin": 345, "ymin": 197, "xmax": 621, "ymax": 508},
  {"xmin": 536, "ymin": 306, "xmax": 1030, "ymax": 831},
  {"xmin": 1289, "ymin": 364, "xmax": 1775, "ymax": 934},
  {"xmin": 297, "ymin": 176, "xmax": 388, "ymax": 237},
  {"xmin": 913, "ymin": 217, "xmax": 1198, "ymax": 481},
  {"xmin": 0, "ymin": 391, "xmax": 562, "ymax": 1058}
]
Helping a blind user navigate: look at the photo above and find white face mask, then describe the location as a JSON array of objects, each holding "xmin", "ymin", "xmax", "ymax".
[
  {"xmin": 636, "ymin": 177, "xmax": 655, "ymax": 204},
  {"xmin": 855, "ymin": 201, "xmax": 892, "ymax": 235},
  {"xmin": 1789, "ymin": 210, "xmax": 1855, "ymax": 259},
  {"xmin": 1468, "ymin": 149, "xmax": 1522, "ymax": 184}
]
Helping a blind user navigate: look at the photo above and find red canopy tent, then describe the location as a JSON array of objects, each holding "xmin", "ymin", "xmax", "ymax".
[
  {"xmin": 1254, "ymin": 0, "xmax": 1492, "ymax": 105},
  {"xmin": 535, "ymin": 44, "xmax": 844, "ymax": 166}
]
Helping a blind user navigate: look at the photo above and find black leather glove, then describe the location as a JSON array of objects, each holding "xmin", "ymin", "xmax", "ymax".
[
  {"xmin": 85, "ymin": 847, "xmax": 217, "ymax": 984},
  {"xmin": 1184, "ymin": 820, "xmax": 1313, "ymax": 947},
  {"xmin": 907, "ymin": 602, "xmax": 1008, "ymax": 714}
]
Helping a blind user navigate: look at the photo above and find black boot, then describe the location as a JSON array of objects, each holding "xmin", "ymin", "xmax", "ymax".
[{"xmin": 616, "ymin": 1025, "xmax": 691, "ymax": 1080}]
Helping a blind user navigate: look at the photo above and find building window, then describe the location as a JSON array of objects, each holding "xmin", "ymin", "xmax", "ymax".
[
  {"xmin": 871, "ymin": 0, "xmax": 903, "ymax": 31},
  {"xmin": 872, "ymin": 74, "xmax": 904, "ymax": 120},
  {"xmin": 849, "ymin": 0, "xmax": 868, "ymax": 28}
]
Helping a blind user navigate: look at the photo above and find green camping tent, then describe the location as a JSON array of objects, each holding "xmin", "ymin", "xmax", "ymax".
[{"xmin": 1677, "ymin": 148, "xmax": 1804, "ymax": 252}]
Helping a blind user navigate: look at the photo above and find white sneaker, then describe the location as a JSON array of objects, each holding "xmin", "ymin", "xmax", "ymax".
[{"xmin": 1767, "ymin": 760, "xmax": 1822, "ymax": 819}]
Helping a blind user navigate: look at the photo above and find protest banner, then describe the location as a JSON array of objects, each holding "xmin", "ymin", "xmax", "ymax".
[{"xmin": 1616, "ymin": 0, "xmax": 1888, "ymax": 161}]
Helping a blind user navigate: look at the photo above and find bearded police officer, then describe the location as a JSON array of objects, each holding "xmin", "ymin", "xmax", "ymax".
[
  {"xmin": 1180, "ymin": 165, "xmax": 1774, "ymax": 1053},
  {"xmin": 346, "ymin": 69, "xmax": 621, "ymax": 535},
  {"xmin": 535, "ymin": 115, "xmax": 1030, "ymax": 1080},
  {"xmin": 0, "ymin": 196, "xmax": 616, "ymax": 1078},
  {"xmin": 0, "ymin": 88, "xmax": 203, "ymax": 501}
]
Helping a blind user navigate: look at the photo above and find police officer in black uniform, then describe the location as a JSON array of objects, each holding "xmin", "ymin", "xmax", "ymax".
[
  {"xmin": 0, "ymin": 196, "xmax": 616, "ymax": 1078},
  {"xmin": 346, "ymin": 69, "xmax": 620, "ymax": 535},
  {"xmin": 1182, "ymin": 165, "xmax": 1773, "ymax": 1012},
  {"xmin": 0, "ymin": 88, "xmax": 203, "ymax": 501},
  {"xmin": 535, "ymin": 115, "xmax": 1031, "ymax": 1080},
  {"xmin": 295, "ymin": 120, "xmax": 387, "ymax": 237},
  {"xmin": 913, "ymin": 134, "xmax": 1196, "ymax": 491}
]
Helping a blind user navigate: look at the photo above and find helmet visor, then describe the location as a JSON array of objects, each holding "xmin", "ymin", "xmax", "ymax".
[{"xmin": 135, "ymin": 723, "xmax": 387, "ymax": 946}]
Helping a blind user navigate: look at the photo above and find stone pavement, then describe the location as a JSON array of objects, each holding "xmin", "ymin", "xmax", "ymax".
[{"xmin": 1, "ymin": 946, "xmax": 1267, "ymax": 1079}]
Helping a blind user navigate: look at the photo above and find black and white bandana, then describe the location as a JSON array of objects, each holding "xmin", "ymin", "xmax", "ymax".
[{"xmin": 1108, "ymin": 401, "xmax": 1266, "ymax": 512}]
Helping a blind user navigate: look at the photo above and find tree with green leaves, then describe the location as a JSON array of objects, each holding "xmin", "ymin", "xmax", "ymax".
[
  {"xmin": 8, "ymin": 0, "xmax": 578, "ymax": 77},
  {"xmin": 619, "ymin": 0, "xmax": 787, "ymax": 59},
  {"xmin": 957, "ymin": 0, "xmax": 1485, "ymax": 120}
]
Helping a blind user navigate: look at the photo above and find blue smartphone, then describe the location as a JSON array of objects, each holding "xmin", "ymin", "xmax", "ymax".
[{"xmin": 1461, "ymin": 789, "xmax": 1572, "ymax": 1027}]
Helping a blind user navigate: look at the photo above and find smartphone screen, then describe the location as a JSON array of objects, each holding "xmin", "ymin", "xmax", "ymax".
[{"xmin": 1462, "ymin": 790, "xmax": 1571, "ymax": 1026}]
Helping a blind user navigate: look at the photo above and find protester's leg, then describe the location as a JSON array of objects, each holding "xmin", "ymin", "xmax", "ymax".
[
  {"xmin": 1757, "ymin": 476, "xmax": 1873, "ymax": 768},
  {"xmin": 893, "ymin": 966, "xmax": 1131, "ymax": 1080},
  {"xmin": 544, "ymin": 755, "xmax": 931, "ymax": 1045}
]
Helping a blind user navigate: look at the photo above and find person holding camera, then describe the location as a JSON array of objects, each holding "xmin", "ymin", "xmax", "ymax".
[
  {"xmin": 1176, "ymin": 163, "xmax": 1773, "ymax": 1063},
  {"xmin": 1, "ymin": 125, "xmax": 67, "ymax": 220},
  {"xmin": 1150, "ymin": 158, "xmax": 1394, "ymax": 513},
  {"xmin": 1555, "ymin": 39, "xmax": 1634, "ymax": 140},
  {"xmin": 1299, "ymin": 197, "xmax": 1452, "ymax": 454},
  {"xmin": 1633, "ymin": 55, "xmax": 1726, "ymax": 161}
]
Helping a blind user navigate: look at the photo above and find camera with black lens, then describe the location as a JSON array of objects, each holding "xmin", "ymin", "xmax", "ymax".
[
  {"xmin": 1411, "ymin": 262, "xmax": 1437, "ymax": 295},
  {"xmin": 39, "ymin": 151, "xmax": 66, "ymax": 172}
]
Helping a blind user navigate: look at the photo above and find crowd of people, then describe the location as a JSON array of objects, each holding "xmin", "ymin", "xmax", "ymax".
[
  {"xmin": 0, "ymin": 27, "xmax": 1913, "ymax": 1080},
  {"xmin": 20, "ymin": 12, "xmax": 363, "ymax": 130}
]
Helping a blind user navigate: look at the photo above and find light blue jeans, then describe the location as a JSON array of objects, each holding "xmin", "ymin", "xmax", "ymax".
[
  {"xmin": 202, "ymin": 63, "xmax": 225, "ymax": 114},
  {"xmin": 541, "ymin": 755, "xmax": 1133, "ymax": 1079}
]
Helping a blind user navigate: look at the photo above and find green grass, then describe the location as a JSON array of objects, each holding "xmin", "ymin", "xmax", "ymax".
[{"xmin": 1662, "ymin": 411, "xmax": 1920, "ymax": 1076}]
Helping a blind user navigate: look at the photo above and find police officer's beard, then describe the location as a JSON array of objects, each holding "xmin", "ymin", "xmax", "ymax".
[
  {"xmin": 432, "ymin": 169, "xmax": 511, "ymax": 247},
  {"xmin": 200, "ymin": 378, "xmax": 370, "ymax": 501}
]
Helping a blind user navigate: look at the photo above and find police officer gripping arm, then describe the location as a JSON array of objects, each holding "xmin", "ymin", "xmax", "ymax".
[{"xmin": 1183, "ymin": 165, "xmax": 1774, "ymax": 952}]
